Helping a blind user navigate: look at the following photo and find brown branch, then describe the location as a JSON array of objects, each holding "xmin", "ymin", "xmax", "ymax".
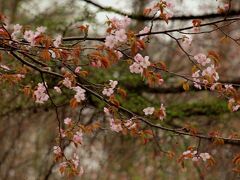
[
  {"xmin": 10, "ymin": 52, "xmax": 240, "ymax": 146},
  {"xmin": 62, "ymin": 17, "xmax": 240, "ymax": 42}
]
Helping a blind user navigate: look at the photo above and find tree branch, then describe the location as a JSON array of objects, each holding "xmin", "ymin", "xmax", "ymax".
[{"xmin": 80, "ymin": 0, "xmax": 240, "ymax": 21}]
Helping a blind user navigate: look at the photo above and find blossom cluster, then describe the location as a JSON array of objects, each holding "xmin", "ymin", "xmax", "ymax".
[
  {"xmin": 192, "ymin": 53, "xmax": 219, "ymax": 89},
  {"xmin": 53, "ymin": 117, "xmax": 85, "ymax": 176},
  {"xmin": 62, "ymin": 77, "xmax": 86, "ymax": 102},
  {"xmin": 182, "ymin": 150, "xmax": 211, "ymax": 162},
  {"xmin": 102, "ymin": 80, "xmax": 118, "ymax": 97},
  {"xmin": 10, "ymin": 23, "xmax": 62, "ymax": 47},
  {"xmin": 129, "ymin": 53, "xmax": 151, "ymax": 74},
  {"xmin": 143, "ymin": 104, "xmax": 166, "ymax": 120},
  {"xmin": 33, "ymin": 82, "xmax": 49, "ymax": 104},
  {"xmin": 104, "ymin": 16, "xmax": 131, "ymax": 49},
  {"xmin": 104, "ymin": 107, "xmax": 136, "ymax": 133},
  {"xmin": 58, "ymin": 153, "xmax": 84, "ymax": 177}
]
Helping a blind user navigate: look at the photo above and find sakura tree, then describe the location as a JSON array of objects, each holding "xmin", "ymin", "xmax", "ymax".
[{"xmin": 0, "ymin": 0, "xmax": 240, "ymax": 179}]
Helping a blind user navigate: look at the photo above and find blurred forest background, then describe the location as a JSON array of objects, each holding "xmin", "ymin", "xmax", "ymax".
[{"xmin": 0, "ymin": 0, "xmax": 240, "ymax": 179}]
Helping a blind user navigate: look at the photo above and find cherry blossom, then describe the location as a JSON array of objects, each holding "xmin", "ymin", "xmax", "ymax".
[
  {"xmin": 109, "ymin": 80, "xmax": 118, "ymax": 89},
  {"xmin": 124, "ymin": 119, "xmax": 136, "ymax": 129},
  {"xmin": 11, "ymin": 24, "xmax": 22, "ymax": 40},
  {"xmin": 143, "ymin": 107, "xmax": 155, "ymax": 115},
  {"xmin": 102, "ymin": 80, "xmax": 118, "ymax": 97},
  {"xmin": 115, "ymin": 50, "xmax": 123, "ymax": 59},
  {"xmin": 194, "ymin": 53, "xmax": 210, "ymax": 66},
  {"xmin": 129, "ymin": 54, "xmax": 151, "ymax": 74},
  {"xmin": 202, "ymin": 65, "xmax": 219, "ymax": 81},
  {"xmin": 109, "ymin": 118, "xmax": 122, "ymax": 132},
  {"xmin": 73, "ymin": 86, "xmax": 86, "ymax": 102},
  {"xmin": 33, "ymin": 82, "xmax": 49, "ymax": 104},
  {"xmin": 53, "ymin": 146, "xmax": 61, "ymax": 156},
  {"xmin": 199, "ymin": 152, "xmax": 211, "ymax": 162},
  {"xmin": 228, "ymin": 98, "xmax": 240, "ymax": 112},
  {"xmin": 129, "ymin": 62, "xmax": 143, "ymax": 74},
  {"xmin": 73, "ymin": 131, "xmax": 83, "ymax": 144},
  {"xmin": 115, "ymin": 29, "xmax": 127, "ymax": 42},
  {"xmin": 105, "ymin": 35, "xmax": 116, "ymax": 49},
  {"xmin": 75, "ymin": 66, "xmax": 82, "ymax": 73},
  {"xmin": 60, "ymin": 128, "xmax": 66, "ymax": 138},
  {"xmin": 182, "ymin": 150, "xmax": 211, "ymax": 162},
  {"xmin": 192, "ymin": 70, "xmax": 202, "ymax": 89},
  {"xmin": 139, "ymin": 56, "xmax": 151, "ymax": 68},
  {"xmin": 62, "ymin": 77, "xmax": 72, "ymax": 88},
  {"xmin": 102, "ymin": 87, "xmax": 114, "ymax": 97},
  {"xmin": 23, "ymin": 30, "xmax": 35, "ymax": 46},
  {"xmin": 103, "ymin": 107, "xmax": 110, "ymax": 115},
  {"xmin": 64, "ymin": 117, "xmax": 72, "ymax": 125},
  {"xmin": 53, "ymin": 34, "xmax": 62, "ymax": 47}
]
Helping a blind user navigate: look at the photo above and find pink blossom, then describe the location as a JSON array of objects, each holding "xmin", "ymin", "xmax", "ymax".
[
  {"xmin": 109, "ymin": 118, "xmax": 122, "ymax": 132},
  {"xmin": 102, "ymin": 87, "xmax": 114, "ymax": 97},
  {"xmin": 229, "ymin": 98, "xmax": 240, "ymax": 112},
  {"xmin": 115, "ymin": 50, "xmax": 123, "ymax": 59},
  {"xmin": 73, "ymin": 86, "xmax": 86, "ymax": 102},
  {"xmin": 129, "ymin": 62, "xmax": 143, "ymax": 74},
  {"xmin": 75, "ymin": 66, "xmax": 82, "ymax": 73},
  {"xmin": 23, "ymin": 30, "xmax": 35, "ymax": 46},
  {"xmin": 73, "ymin": 131, "xmax": 83, "ymax": 144},
  {"xmin": 60, "ymin": 128, "xmax": 66, "ymax": 138},
  {"xmin": 199, "ymin": 153, "xmax": 211, "ymax": 161},
  {"xmin": 194, "ymin": 53, "xmax": 210, "ymax": 66},
  {"xmin": 124, "ymin": 119, "xmax": 136, "ymax": 129},
  {"xmin": 103, "ymin": 107, "xmax": 110, "ymax": 115},
  {"xmin": 105, "ymin": 35, "xmax": 116, "ymax": 49},
  {"xmin": 64, "ymin": 117, "xmax": 72, "ymax": 125},
  {"xmin": 202, "ymin": 65, "xmax": 219, "ymax": 81},
  {"xmin": 210, "ymin": 83, "xmax": 220, "ymax": 91},
  {"xmin": 53, "ymin": 34, "xmax": 62, "ymax": 47},
  {"xmin": 192, "ymin": 70, "xmax": 202, "ymax": 89},
  {"xmin": 139, "ymin": 56, "xmax": 151, "ymax": 68},
  {"xmin": 134, "ymin": 53, "xmax": 144, "ymax": 63},
  {"xmin": 109, "ymin": 80, "xmax": 118, "ymax": 89},
  {"xmin": 115, "ymin": 29, "xmax": 127, "ymax": 42},
  {"xmin": 143, "ymin": 107, "xmax": 155, "ymax": 115},
  {"xmin": 34, "ymin": 82, "xmax": 49, "ymax": 104},
  {"xmin": 62, "ymin": 77, "xmax": 72, "ymax": 88},
  {"xmin": 53, "ymin": 146, "xmax": 61, "ymax": 155}
]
